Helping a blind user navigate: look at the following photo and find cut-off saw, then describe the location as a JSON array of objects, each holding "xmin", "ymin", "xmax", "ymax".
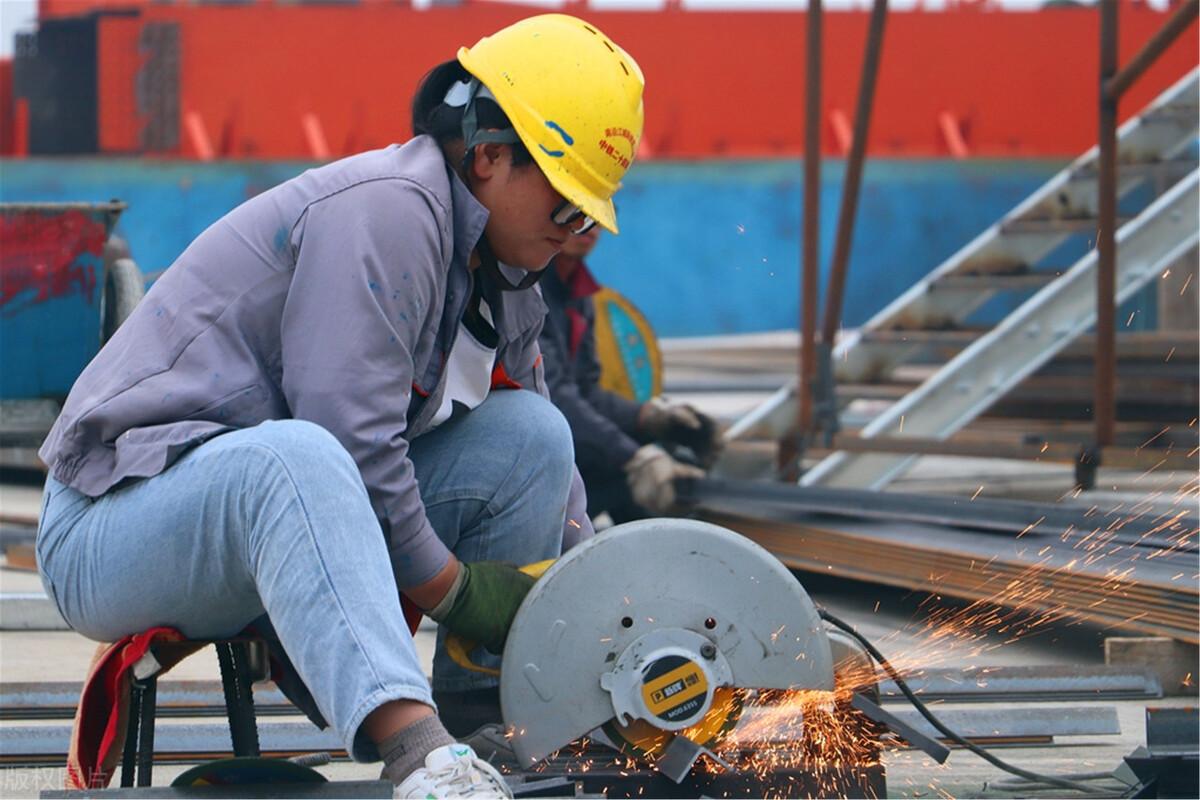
[{"xmin": 484, "ymin": 519, "xmax": 888, "ymax": 794}]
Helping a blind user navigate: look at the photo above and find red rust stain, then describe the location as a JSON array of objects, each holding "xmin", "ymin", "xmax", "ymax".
[{"xmin": 0, "ymin": 210, "xmax": 105, "ymax": 310}]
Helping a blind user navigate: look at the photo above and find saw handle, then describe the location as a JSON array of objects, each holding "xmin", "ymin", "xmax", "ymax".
[{"xmin": 444, "ymin": 559, "xmax": 555, "ymax": 676}]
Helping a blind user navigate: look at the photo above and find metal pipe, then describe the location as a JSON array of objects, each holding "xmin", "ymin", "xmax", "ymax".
[
  {"xmin": 800, "ymin": 0, "xmax": 823, "ymax": 437},
  {"xmin": 821, "ymin": 0, "xmax": 888, "ymax": 347},
  {"xmin": 1095, "ymin": 0, "xmax": 1118, "ymax": 448},
  {"xmin": 1106, "ymin": 0, "xmax": 1198, "ymax": 101},
  {"xmin": 782, "ymin": 0, "xmax": 823, "ymax": 478}
]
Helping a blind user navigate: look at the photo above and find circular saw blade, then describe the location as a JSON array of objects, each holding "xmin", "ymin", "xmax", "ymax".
[{"xmin": 500, "ymin": 518, "xmax": 834, "ymax": 768}]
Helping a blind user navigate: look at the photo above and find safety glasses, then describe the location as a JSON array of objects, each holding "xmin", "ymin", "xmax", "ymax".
[{"xmin": 551, "ymin": 200, "xmax": 597, "ymax": 235}]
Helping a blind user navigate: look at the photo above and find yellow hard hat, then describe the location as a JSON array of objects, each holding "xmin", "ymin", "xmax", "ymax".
[{"xmin": 458, "ymin": 14, "xmax": 644, "ymax": 234}]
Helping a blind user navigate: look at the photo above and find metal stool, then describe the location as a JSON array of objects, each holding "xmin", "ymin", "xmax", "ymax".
[{"xmin": 120, "ymin": 638, "xmax": 268, "ymax": 787}]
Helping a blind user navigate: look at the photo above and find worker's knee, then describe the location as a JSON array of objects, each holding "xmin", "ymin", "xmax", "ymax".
[
  {"xmin": 219, "ymin": 419, "xmax": 367, "ymax": 506},
  {"xmin": 492, "ymin": 391, "xmax": 574, "ymax": 479}
]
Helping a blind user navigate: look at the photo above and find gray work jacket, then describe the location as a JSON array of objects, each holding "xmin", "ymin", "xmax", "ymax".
[{"xmin": 39, "ymin": 136, "xmax": 594, "ymax": 588}]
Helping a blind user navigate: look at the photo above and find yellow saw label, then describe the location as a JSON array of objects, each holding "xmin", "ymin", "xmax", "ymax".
[{"xmin": 640, "ymin": 656, "xmax": 709, "ymax": 723}]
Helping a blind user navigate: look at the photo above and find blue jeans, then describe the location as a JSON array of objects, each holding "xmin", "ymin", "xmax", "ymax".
[{"xmin": 36, "ymin": 390, "xmax": 573, "ymax": 761}]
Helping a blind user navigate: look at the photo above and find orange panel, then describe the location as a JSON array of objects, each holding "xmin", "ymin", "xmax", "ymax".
[
  {"xmin": 74, "ymin": 2, "xmax": 1198, "ymax": 159},
  {"xmin": 97, "ymin": 15, "xmax": 141, "ymax": 153},
  {"xmin": 0, "ymin": 59, "xmax": 13, "ymax": 156}
]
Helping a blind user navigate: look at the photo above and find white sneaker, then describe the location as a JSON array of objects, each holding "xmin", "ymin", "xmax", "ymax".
[{"xmin": 394, "ymin": 743, "xmax": 513, "ymax": 799}]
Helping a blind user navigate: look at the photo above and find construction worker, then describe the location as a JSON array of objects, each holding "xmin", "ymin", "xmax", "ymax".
[
  {"xmin": 35, "ymin": 15, "xmax": 642, "ymax": 798},
  {"xmin": 539, "ymin": 229, "xmax": 721, "ymax": 523}
]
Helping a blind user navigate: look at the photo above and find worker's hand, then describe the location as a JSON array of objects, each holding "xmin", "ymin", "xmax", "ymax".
[
  {"xmin": 427, "ymin": 561, "xmax": 535, "ymax": 654},
  {"xmin": 624, "ymin": 444, "xmax": 705, "ymax": 516},
  {"xmin": 637, "ymin": 397, "xmax": 723, "ymax": 467}
]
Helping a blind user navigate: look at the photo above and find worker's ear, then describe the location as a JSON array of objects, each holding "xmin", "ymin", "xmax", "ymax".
[{"xmin": 470, "ymin": 142, "xmax": 506, "ymax": 181}]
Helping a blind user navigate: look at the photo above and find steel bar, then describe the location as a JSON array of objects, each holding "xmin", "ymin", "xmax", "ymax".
[
  {"xmin": 877, "ymin": 665, "xmax": 1163, "ymax": 703},
  {"xmin": 788, "ymin": 0, "xmax": 823, "ymax": 476},
  {"xmin": 0, "ymin": 681, "xmax": 295, "ymax": 721},
  {"xmin": 0, "ymin": 592, "xmax": 69, "ymax": 630},
  {"xmin": 850, "ymin": 693, "xmax": 950, "ymax": 763},
  {"xmin": 507, "ymin": 777, "xmax": 582, "ymax": 799},
  {"xmin": 1106, "ymin": 0, "xmax": 1199, "ymax": 101},
  {"xmin": 1096, "ymin": 0, "xmax": 1119, "ymax": 448},
  {"xmin": 821, "ymin": 0, "xmax": 888, "ymax": 348},
  {"xmin": 872, "ymin": 705, "xmax": 1121, "ymax": 741},
  {"xmin": 0, "ymin": 720, "xmax": 343, "ymax": 765}
]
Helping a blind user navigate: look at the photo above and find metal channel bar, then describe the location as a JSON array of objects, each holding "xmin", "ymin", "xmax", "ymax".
[
  {"xmin": 803, "ymin": 169, "xmax": 1200, "ymax": 489},
  {"xmin": 684, "ymin": 477, "xmax": 1198, "ymax": 553},
  {"xmin": 883, "ymin": 705, "xmax": 1121, "ymax": 740}
]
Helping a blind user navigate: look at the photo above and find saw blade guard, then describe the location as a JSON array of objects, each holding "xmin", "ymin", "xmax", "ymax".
[{"xmin": 500, "ymin": 518, "xmax": 834, "ymax": 767}]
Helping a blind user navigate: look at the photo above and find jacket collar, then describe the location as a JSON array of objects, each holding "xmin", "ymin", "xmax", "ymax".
[
  {"xmin": 447, "ymin": 165, "xmax": 546, "ymax": 340},
  {"xmin": 447, "ymin": 165, "xmax": 489, "ymax": 270}
]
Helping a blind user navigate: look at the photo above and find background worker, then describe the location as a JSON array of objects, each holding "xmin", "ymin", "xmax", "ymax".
[
  {"xmin": 35, "ymin": 15, "xmax": 643, "ymax": 798},
  {"xmin": 539, "ymin": 228, "xmax": 722, "ymax": 523}
]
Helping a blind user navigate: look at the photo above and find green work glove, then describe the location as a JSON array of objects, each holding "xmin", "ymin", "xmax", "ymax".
[{"xmin": 431, "ymin": 561, "xmax": 535, "ymax": 655}]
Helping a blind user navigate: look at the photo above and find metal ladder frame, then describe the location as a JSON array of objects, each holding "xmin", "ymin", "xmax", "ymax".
[
  {"xmin": 725, "ymin": 70, "xmax": 1199, "ymax": 473},
  {"xmin": 802, "ymin": 169, "xmax": 1198, "ymax": 489}
]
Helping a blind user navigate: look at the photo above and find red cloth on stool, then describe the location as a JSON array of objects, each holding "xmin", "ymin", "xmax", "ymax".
[{"xmin": 66, "ymin": 626, "xmax": 195, "ymax": 789}]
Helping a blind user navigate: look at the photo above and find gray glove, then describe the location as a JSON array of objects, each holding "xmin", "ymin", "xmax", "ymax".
[{"xmin": 624, "ymin": 444, "xmax": 705, "ymax": 516}]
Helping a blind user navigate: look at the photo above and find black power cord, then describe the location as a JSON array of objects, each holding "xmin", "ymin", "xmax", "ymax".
[{"xmin": 817, "ymin": 607, "xmax": 1132, "ymax": 797}]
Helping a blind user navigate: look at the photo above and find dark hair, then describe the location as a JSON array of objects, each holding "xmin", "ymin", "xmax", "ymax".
[{"xmin": 411, "ymin": 60, "xmax": 533, "ymax": 166}]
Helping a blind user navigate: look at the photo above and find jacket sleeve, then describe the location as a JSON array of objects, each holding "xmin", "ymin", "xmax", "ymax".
[
  {"xmin": 539, "ymin": 312, "xmax": 641, "ymax": 475},
  {"xmin": 280, "ymin": 178, "xmax": 451, "ymax": 590},
  {"xmin": 574, "ymin": 298, "xmax": 645, "ymax": 442},
  {"xmin": 506, "ymin": 322, "xmax": 596, "ymax": 550}
]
